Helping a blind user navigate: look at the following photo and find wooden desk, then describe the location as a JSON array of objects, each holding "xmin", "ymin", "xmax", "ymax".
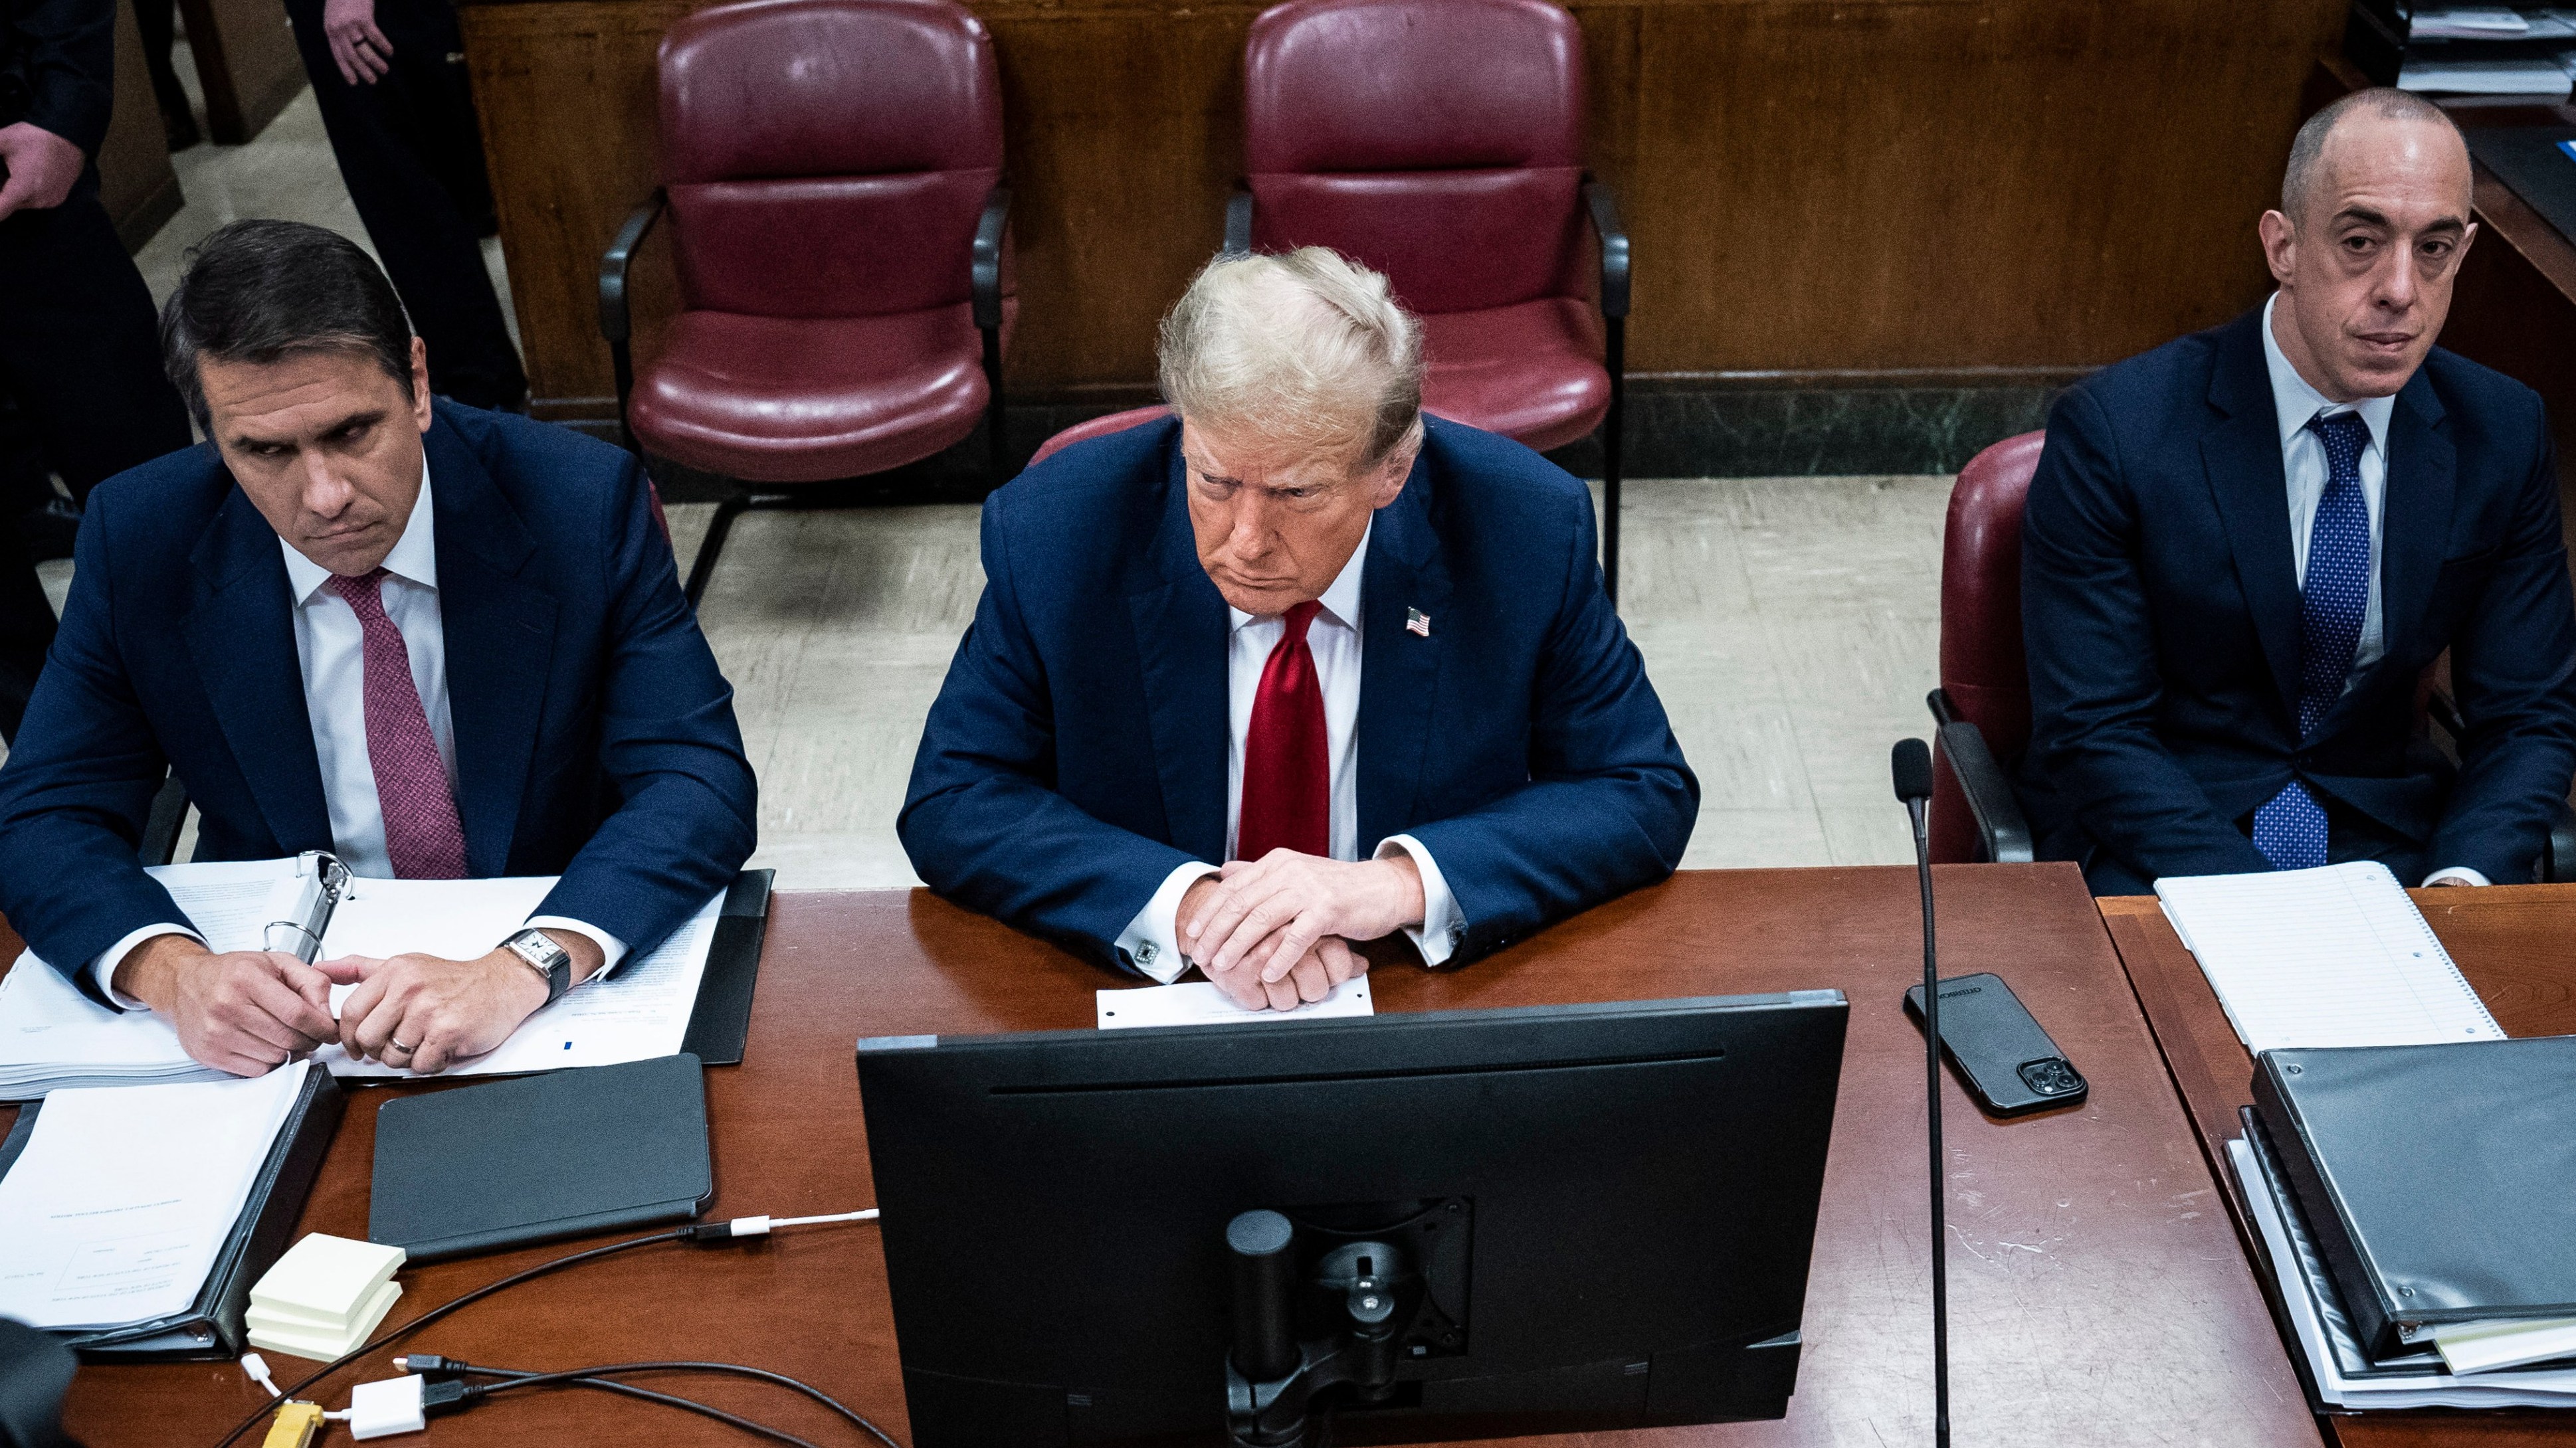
[
  {"xmin": 33, "ymin": 866, "xmax": 2317, "ymax": 1446},
  {"xmin": 2101, "ymin": 885, "xmax": 2576, "ymax": 1448}
]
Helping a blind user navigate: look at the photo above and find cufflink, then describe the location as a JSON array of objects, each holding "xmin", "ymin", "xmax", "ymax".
[
  {"xmin": 1448, "ymin": 922, "xmax": 1466, "ymax": 947},
  {"xmin": 1136, "ymin": 941, "xmax": 1159, "ymax": 967}
]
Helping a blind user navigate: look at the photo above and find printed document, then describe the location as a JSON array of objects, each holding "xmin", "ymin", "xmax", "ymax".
[
  {"xmin": 1098, "ymin": 976, "xmax": 1372, "ymax": 1028},
  {"xmin": 0, "ymin": 1063, "xmax": 306, "ymax": 1330}
]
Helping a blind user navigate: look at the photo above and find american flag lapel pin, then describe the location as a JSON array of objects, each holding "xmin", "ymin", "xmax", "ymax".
[{"xmin": 1406, "ymin": 608, "xmax": 1432, "ymax": 638}]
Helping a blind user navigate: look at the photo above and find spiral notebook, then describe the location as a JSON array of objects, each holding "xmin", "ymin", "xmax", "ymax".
[{"xmin": 2154, "ymin": 861, "xmax": 2503, "ymax": 1053}]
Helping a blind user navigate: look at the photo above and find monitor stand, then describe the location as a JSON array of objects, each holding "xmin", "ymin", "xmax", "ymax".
[{"xmin": 1224, "ymin": 1209, "xmax": 1409, "ymax": 1448}]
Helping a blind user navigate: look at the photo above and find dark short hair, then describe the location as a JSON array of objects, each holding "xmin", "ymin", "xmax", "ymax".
[
  {"xmin": 2282, "ymin": 88, "xmax": 2463, "ymax": 220},
  {"xmin": 159, "ymin": 219, "xmax": 415, "ymax": 430}
]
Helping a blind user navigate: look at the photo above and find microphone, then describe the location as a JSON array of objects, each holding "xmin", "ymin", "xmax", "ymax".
[{"xmin": 1891, "ymin": 739, "xmax": 1948, "ymax": 1448}]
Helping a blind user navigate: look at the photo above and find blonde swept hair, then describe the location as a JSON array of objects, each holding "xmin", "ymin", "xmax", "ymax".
[{"xmin": 1156, "ymin": 248, "xmax": 1425, "ymax": 468}]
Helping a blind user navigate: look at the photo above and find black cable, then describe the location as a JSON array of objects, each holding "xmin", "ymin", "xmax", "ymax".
[
  {"xmin": 496, "ymin": 1372, "xmax": 825, "ymax": 1448},
  {"xmin": 207, "ymin": 1227, "xmax": 692, "ymax": 1448},
  {"xmin": 458, "ymin": 1360, "xmax": 902, "ymax": 1448}
]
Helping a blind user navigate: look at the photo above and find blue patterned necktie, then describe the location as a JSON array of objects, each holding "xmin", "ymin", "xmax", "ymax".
[{"xmin": 2252, "ymin": 410, "xmax": 2373, "ymax": 871}]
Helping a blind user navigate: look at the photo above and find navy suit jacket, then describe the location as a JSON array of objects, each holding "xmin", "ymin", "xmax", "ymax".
[
  {"xmin": 0, "ymin": 401, "xmax": 758, "ymax": 1003},
  {"xmin": 899, "ymin": 415, "xmax": 1698, "ymax": 969},
  {"xmin": 2021, "ymin": 307, "xmax": 2576, "ymax": 885}
]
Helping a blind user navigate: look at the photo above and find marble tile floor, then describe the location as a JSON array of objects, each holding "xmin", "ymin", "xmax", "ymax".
[
  {"xmin": 134, "ymin": 58, "xmax": 519, "ymax": 351},
  {"xmin": 18, "ymin": 476, "xmax": 1947, "ymax": 887}
]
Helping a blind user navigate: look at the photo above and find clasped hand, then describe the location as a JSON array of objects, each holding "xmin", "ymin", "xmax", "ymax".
[
  {"xmin": 1180, "ymin": 850, "xmax": 1425, "ymax": 1011},
  {"xmin": 118, "ymin": 933, "xmax": 567, "ymax": 1076}
]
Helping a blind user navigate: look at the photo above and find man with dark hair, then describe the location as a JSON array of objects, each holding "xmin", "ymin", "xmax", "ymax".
[
  {"xmin": 0, "ymin": 0, "xmax": 195, "ymax": 740},
  {"xmin": 2021, "ymin": 89, "xmax": 2576, "ymax": 892},
  {"xmin": 0, "ymin": 219, "xmax": 757, "ymax": 1077}
]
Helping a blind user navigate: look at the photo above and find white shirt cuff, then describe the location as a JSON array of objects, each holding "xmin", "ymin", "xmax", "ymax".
[
  {"xmin": 2422, "ymin": 867, "xmax": 2491, "ymax": 888},
  {"xmin": 1115, "ymin": 862, "xmax": 1221, "ymax": 984},
  {"xmin": 91, "ymin": 924, "xmax": 206, "ymax": 1010},
  {"xmin": 526, "ymin": 916, "xmax": 631, "ymax": 980},
  {"xmin": 1377, "ymin": 834, "xmax": 1463, "ymax": 966}
]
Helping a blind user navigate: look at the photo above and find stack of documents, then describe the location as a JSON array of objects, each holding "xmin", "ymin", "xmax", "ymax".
[
  {"xmin": 245, "ymin": 1235, "xmax": 405, "ymax": 1361},
  {"xmin": 0, "ymin": 1065, "xmax": 308, "ymax": 1336},
  {"xmin": 2232, "ymin": 1131, "xmax": 2576, "ymax": 1406},
  {"xmin": 1096, "ymin": 976, "xmax": 1373, "ymax": 1028},
  {"xmin": 2411, "ymin": 6, "xmax": 2530, "ymax": 38},
  {"xmin": 2400, "ymin": 56, "xmax": 2576, "ymax": 94},
  {"xmin": 0, "ymin": 858, "xmax": 721, "ymax": 1098},
  {"xmin": 2153, "ymin": 861, "xmax": 2502, "ymax": 1051}
]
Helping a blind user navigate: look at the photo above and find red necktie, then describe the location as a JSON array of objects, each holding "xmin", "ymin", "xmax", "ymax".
[{"xmin": 1237, "ymin": 600, "xmax": 1330, "ymax": 861}]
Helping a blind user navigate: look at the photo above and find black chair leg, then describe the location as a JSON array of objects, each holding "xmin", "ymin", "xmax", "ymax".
[
  {"xmin": 684, "ymin": 492, "xmax": 753, "ymax": 607},
  {"xmin": 982, "ymin": 327, "xmax": 1008, "ymax": 489}
]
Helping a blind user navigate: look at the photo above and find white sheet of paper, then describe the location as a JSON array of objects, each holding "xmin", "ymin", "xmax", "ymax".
[
  {"xmin": 320, "ymin": 888, "xmax": 721, "ymax": 1078},
  {"xmin": 2155, "ymin": 861, "xmax": 2503, "ymax": 1053},
  {"xmin": 1096, "ymin": 976, "xmax": 1372, "ymax": 1029},
  {"xmin": 2437, "ymin": 1316, "xmax": 2576, "ymax": 1376},
  {"xmin": 0, "ymin": 1063, "xmax": 306, "ymax": 1330}
]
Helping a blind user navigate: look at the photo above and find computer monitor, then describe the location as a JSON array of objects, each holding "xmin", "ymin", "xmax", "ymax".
[{"xmin": 856, "ymin": 990, "xmax": 1847, "ymax": 1448}]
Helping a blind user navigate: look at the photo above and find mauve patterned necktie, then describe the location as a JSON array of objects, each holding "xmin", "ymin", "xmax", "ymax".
[
  {"xmin": 323, "ymin": 569, "xmax": 468, "ymax": 878},
  {"xmin": 2252, "ymin": 410, "xmax": 2373, "ymax": 872}
]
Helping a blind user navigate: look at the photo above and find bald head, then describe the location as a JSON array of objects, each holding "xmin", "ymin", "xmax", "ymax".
[
  {"xmin": 2260, "ymin": 88, "xmax": 2476, "ymax": 402},
  {"xmin": 2283, "ymin": 88, "xmax": 2468, "ymax": 222}
]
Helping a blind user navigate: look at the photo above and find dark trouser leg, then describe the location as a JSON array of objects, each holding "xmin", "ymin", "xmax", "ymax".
[
  {"xmin": 2324, "ymin": 799, "xmax": 2437, "ymax": 886},
  {"xmin": 282, "ymin": 0, "xmax": 527, "ymax": 410},
  {"xmin": 0, "ymin": 534, "xmax": 53, "ymax": 745},
  {"xmin": 0, "ymin": 179, "xmax": 194, "ymax": 741},
  {"xmin": 0, "ymin": 179, "xmax": 195, "ymax": 502},
  {"xmin": 134, "ymin": 0, "xmax": 201, "ymax": 147}
]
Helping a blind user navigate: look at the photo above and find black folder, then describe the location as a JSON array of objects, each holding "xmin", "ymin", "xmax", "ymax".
[
  {"xmin": 367, "ymin": 1052, "xmax": 712, "ymax": 1263},
  {"xmin": 2250, "ymin": 1038, "xmax": 2576, "ymax": 1360},
  {"xmin": 0, "ymin": 1067, "xmax": 345, "ymax": 1361},
  {"xmin": 2464, "ymin": 128, "xmax": 2576, "ymax": 254},
  {"xmin": 682, "ymin": 869, "xmax": 772, "ymax": 1067}
]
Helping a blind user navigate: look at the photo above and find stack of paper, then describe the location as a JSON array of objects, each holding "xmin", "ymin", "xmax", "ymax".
[
  {"xmin": 245, "ymin": 1235, "xmax": 405, "ymax": 1361},
  {"xmin": 2412, "ymin": 7, "xmax": 2530, "ymax": 38},
  {"xmin": 1096, "ymin": 976, "xmax": 1373, "ymax": 1028},
  {"xmin": 0, "ymin": 858, "xmax": 722, "ymax": 1099},
  {"xmin": 2399, "ymin": 56, "xmax": 2575, "ymax": 94},
  {"xmin": 2154, "ymin": 861, "xmax": 2503, "ymax": 1052},
  {"xmin": 0, "ymin": 1064, "xmax": 307, "ymax": 1334},
  {"xmin": 2231, "ymin": 1136, "xmax": 2576, "ymax": 1405}
]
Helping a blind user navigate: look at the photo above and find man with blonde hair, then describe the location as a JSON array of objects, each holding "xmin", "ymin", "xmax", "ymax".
[{"xmin": 902, "ymin": 248, "xmax": 1695, "ymax": 1008}]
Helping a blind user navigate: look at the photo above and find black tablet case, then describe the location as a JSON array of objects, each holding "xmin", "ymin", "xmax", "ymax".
[
  {"xmin": 367, "ymin": 1052, "xmax": 712, "ymax": 1262},
  {"xmin": 2251, "ymin": 1038, "xmax": 2576, "ymax": 1360},
  {"xmin": 0, "ymin": 1067, "xmax": 346, "ymax": 1360}
]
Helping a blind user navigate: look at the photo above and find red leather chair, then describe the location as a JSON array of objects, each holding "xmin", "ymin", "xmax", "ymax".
[
  {"xmin": 1926, "ymin": 432, "xmax": 2043, "ymax": 864},
  {"xmin": 1027, "ymin": 406, "xmax": 1171, "ymax": 470},
  {"xmin": 1228, "ymin": 0, "xmax": 1631, "ymax": 602},
  {"xmin": 599, "ymin": 0, "xmax": 1013, "ymax": 605}
]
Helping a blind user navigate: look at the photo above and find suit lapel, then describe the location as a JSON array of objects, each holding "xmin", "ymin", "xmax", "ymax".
[
  {"xmin": 184, "ymin": 486, "xmax": 334, "ymax": 853},
  {"xmin": 2201, "ymin": 313, "xmax": 2303, "ymax": 720},
  {"xmin": 425, "ymin": 415, "xmax": 557, "ymax": 875},
  {"xmin": 1356, "ymin": 448, "xmax": 1450, "ymax": 852},
  {"xmin": 1129, "ymin": 436, "xmax": 1230, "ymax": 863},
  {"xmin": 2371, "ymin": 373, "xmax": 2454, "ymax": 681}
]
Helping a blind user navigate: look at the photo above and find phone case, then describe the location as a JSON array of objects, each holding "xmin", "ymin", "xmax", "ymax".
[{"xmin": 1902, "ymin": 972, "xmax": 2087, "ymax": 1117}]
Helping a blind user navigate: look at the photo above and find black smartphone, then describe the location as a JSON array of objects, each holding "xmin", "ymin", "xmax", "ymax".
[{"xmin": 1902, "ymin": 972, "xmax": 2088, "ymax": 1117}]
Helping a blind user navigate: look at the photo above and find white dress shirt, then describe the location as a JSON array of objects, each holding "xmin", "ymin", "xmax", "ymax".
[
  {"xmin": 1114, "ymin": 523, "xmax": 1463, "ymax": 983},
  {"xmin": 2261, "ymin": 292, "xmax": 2483, "ymax": 888},
  {"xmin": 93, "ymin": 464, "xmax": 626, "ymax": 1002}
]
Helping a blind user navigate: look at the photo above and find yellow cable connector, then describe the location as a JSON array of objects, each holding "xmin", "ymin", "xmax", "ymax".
[{"xmin": 260, "ymin": 1400, "xmax": 327, "ymax": 1448}]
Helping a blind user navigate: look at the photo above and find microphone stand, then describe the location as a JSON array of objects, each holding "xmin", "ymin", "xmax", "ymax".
[{"xmin": 1904, "ymin": 782, "xmax": 1949, "ymax": 1448}]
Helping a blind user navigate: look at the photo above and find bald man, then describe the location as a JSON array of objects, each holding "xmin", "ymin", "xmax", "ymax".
[{"xmin": 2020, "ymin": 87, "xmax": 2576, "ymax": 893}]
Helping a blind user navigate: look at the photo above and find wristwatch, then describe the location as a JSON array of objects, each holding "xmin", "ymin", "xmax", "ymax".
[{"xmin": 501, "ymin": 928, "xmax": 573, "ymax": 1007}]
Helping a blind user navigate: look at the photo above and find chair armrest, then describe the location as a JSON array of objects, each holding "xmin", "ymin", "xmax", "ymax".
[
  {"xmin": 599, "ymin": 191, "xmax": 666, "ymax": 345},
  {"xmin": 1928, "ymin": 687, "xmax": 2033, "ymax": 864},
  {"xmin": 1582, "ymin": 179, "xmax": 1630, "ymax": 320},
  {"xmin": 1224, "ymin": 186, "xmax": 1254, "ymax": 258},
  {"xmin": 141, "ymin": 770, "xmax": 188, "ymax": 867},
  {"xmin": 2548, "ymin": 797, "xmax": 2576, "ymax": 884},
  {"xmin": 973, "ymin": 186, "xmax": 1012, "ymax": 332}
]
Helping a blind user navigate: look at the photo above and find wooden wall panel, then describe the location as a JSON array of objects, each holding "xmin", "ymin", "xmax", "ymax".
[{"xmin": 458, "ymin": 0, "xmax": 2346, "ymax": 420}]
